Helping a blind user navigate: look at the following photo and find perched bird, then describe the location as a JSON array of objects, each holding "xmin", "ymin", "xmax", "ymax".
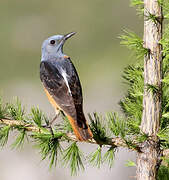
[{"xmin": 40, "ymin": 32, "xmax": 93, "ymax": 141}]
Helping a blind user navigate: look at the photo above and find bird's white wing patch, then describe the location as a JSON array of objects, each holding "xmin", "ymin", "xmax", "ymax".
[{"xmin": 61, "ymin": 68, "xmax": 72, "ymax": 95}]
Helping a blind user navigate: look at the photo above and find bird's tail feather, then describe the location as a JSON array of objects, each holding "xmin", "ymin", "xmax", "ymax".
[{"xmin": 67, "ymin": 115, "xmax": 93, "ymax": 141}]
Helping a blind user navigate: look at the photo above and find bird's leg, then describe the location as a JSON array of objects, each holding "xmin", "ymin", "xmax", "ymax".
[
  {"xmin": 49, "ymin": 111, "xmax": 60, "ymax": 126},
  {"xmin": 49, "ymin": 109, "xmax": 60, "ymax": 136},
  {"xmin": 43, "ymin": 109, "xmax": 60, "ymax": 136}
]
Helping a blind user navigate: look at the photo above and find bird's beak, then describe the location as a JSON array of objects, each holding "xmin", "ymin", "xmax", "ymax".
[
  {"xmin": 64, "ymin": 32, "xmax": 76, "ymax": 40},
  {"xmin": 59, "ymin": 32, "xmax": 76, "ymax": 50}
]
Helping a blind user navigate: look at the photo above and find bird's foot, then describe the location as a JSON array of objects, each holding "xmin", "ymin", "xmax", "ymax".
[
  {"xmin": 42, "ymin": 124, "xmax": 54, "ymax": 136},
  {"xmin": 42, "ymin": 113, "xmax": 60, "ymax": 136},
  {"xmin": 48, "ymin": 114, "xmax": 58, "ymax": 127}
]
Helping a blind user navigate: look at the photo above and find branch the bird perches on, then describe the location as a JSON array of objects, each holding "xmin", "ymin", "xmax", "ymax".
[{"xmin": 0, "ymin": 118, "xmax": 130, "ymax": 148}]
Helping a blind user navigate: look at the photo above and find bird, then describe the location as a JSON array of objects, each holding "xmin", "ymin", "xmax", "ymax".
[{"xmin": 40, "ymin": 32, "xmax": 93, "ymax": 141}]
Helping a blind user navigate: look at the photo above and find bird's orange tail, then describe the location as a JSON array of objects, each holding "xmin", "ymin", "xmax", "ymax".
[{"xmin": 67, "ymin": 115, "xmax": 93, "ymax": 141}]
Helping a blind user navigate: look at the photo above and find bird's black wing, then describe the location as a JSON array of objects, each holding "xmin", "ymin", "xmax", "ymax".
[
  {"xmin": 63, "ymin": 58, "xmax": 87, "ymax": 128},
  {"xmin": 40, "ymin": 60, "xmax": 76, "ymax": 119},
  {"xmin": 64, "ymin": 58, "xmax": 83, "ymax": 106}
]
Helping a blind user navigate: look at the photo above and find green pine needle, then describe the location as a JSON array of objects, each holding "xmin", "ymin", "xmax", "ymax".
[
  {"xmin": 157, "ymin": 0, "xmax": 163, "ymax": 5},
  {"xmin": 11, "ymin": 130, "xmax": 26, "ymax": 149},
  {"xmin": 63, "ymin": 142, "xmax": 84, "ymax": 175},
  {"xmin": 107, "ymin": 112, "xmax": 126, "ymax": 138},
  {"xmin": 120, "ymin": 97, "xmax": 142, "ymax": 121},
  {"xmin": 157, "ymin": 126, "xmax": 169, "ymax": 149},
  {"xmin": 126, "ymin": 119, "xmax": 140, "ymax": 135},
  {"xmin": 120, "ymin": 64, "xmax": 143, "ymax": 134},
  {"xmin": 130, "ymin": 0, "xmax": 144, "ymax": 16},
  {"xmin": 89, "ymin": 146, "xmax": 102, "ymax": 168},
  {"xmin": 157, "ymin": 165, "xmax": 169, "ymax": 180},
  {"xmin": 146, "ymin": 84, "xmax": 159, "ymax": 96},
  {"xmin": 160, "ymin": 25, "xmax": 169, "ymax": 74},
  {"xmin": 162, "ymin": 112, "xmax": 169, "ymax": 119},
  {"xmin": 7, "ymin": 98, "xmax": 25, "ymax": 121},
  {"xmin": 0, "ymin": 126, "xmax": 10, "ymax": 147},
  {"xmin": 49, "ymin": 139, "xmax": 61, "ymax": 169},
  {"xmin": 124, "ymin": 138, "xmax": 138, "ymax": 150},
  {"xmin": 158, "ymin": 127, "xmax": 169, "ymax": 142},
  {"xmin": 158, "ymin": 0, "xmax": 169, "ymax": 19},
  {"xmin": 162, "ymin": 76, "xmax": 169, "ymax": 84},
  {"xmin": 31, "ymin": 107, "xmax": 43, "ymax": 127},
  {"xmin": 163, "ymin": 1, "xmax": 169, "ymax": 19},
  {"xmin": 103, "ymin": 146, "xmax": 116, "ymax": 168},
  {"xmin": 33, "ymin": 133, "xmax": 62, "ymax": 169},
  {"xmin": 161, "ymin": 31, "xmax": 169, "ymax": 130},
  {"xmin": 88, "ymin": 113, "xmax": 108, "ymax": 143},
  {"xmin": 120, "ymin": 30, "xmax": 148, "ymax": 59},
  {"xmin": 122, "ymin": 65, "xmax": 144, "ymax": 86},
  {"xmin": 135, "ymin": 133, "xmax": 149, "ymax": 143},
  {"xmin": 0, "ymin": 98, "xmax": 7, "ymax": 119},
  {"xmin": 131, "ymin": 0, "xmax": 143, "ymax": 6},
  {"xmin": 145, "ymin": 10, "xmax": 160, "ymax": 25}
]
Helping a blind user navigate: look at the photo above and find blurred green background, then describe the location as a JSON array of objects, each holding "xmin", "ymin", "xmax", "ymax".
[{"xmin": 0, "ymin": 0, "xmax": 143, "ymax": 179}]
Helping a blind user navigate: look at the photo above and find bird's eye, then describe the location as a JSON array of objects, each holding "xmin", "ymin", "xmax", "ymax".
[{"xmin": 50, "ymin": 40, "xmax": 56, "ymax": 45}]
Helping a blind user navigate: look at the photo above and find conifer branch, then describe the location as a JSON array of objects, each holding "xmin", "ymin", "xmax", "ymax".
[
  {"xmin": 0, "ymin": 118, "xmax": 137, "ymax": 150},
  {"xmin": 0, "ymin": 118, "xmax": 42, "ymax": 132}
]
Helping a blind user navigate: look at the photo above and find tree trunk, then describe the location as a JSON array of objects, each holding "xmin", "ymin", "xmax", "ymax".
[{"xmin": 136, "ymin": 0, "xmax": 163, "ymax": 179}]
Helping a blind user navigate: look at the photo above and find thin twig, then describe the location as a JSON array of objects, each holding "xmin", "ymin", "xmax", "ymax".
[
  {"xmin": 0, "ymin": 118, "xmax": 43, "ymax": 132},
  {"xmin": 0, "ymin": 118, "xmax": 135, "ymax": 150}
]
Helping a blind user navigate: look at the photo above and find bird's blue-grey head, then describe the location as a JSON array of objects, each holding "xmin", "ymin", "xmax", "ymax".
[{"xmin": 41, "ymin": 32, "xmax": 76, "ymax": 61}]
